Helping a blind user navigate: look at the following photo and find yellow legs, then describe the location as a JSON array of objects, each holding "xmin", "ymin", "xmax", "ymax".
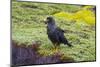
[{"xmin": 53, "ymin": 43, "xmax": 60, "ymax": 52}]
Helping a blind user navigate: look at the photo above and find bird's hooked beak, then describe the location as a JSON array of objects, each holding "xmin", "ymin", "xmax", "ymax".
[{"xmin": 43, "ymin": 18, "xmax": 49, "ymax": 24}]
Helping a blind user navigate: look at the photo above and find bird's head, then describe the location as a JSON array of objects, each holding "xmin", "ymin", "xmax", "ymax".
[{"xmin": 44, "ymin": 16, "xmax": 55, "ymax": 24}]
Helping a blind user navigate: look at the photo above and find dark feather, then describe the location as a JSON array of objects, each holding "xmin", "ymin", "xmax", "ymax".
[{"xmin": 45, "ymin": 16, "xmax": 72, "ymax": 47}]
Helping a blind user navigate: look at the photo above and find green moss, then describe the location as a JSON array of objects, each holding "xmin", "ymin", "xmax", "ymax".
[{"xmin": 12, "ymin": 0, "xmax": 96, "ymax": 62}]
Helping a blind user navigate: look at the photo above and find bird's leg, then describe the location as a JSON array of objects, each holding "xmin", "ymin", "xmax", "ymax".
[
  {"xmin": 55, "ymin": 43, "xmax": 60, "ymax": 52},
  {"xmin": 56, "ymin": 44, "xmax": 60, "ymax": 52},
  {"xmin": 52, "ymin": 43, "xmax": 57, "ymax": 52},
  {"xmin": 53, "ymin": 43, "xmax": 56, "ymax": 52}
]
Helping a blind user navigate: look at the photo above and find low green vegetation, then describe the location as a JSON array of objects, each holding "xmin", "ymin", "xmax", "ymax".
[{"xmin": 12, "ymin": 0, "xmax": 96, "ymax": 62}]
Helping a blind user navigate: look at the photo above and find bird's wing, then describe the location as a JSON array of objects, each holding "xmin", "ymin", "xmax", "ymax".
[{"xmin": 57, "ymin": 27, "xmax": 65, "ymax": 33}]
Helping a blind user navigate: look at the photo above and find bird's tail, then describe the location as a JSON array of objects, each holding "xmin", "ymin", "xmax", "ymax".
[{"xmin": 64, "ymin": 39, "xmax": 72, "ymax": 47}]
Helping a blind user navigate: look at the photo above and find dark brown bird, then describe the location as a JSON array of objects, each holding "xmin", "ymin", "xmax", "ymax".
[{"xmin": 44, "ymin": 16, "xmax": 72, "ymax": 49}]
